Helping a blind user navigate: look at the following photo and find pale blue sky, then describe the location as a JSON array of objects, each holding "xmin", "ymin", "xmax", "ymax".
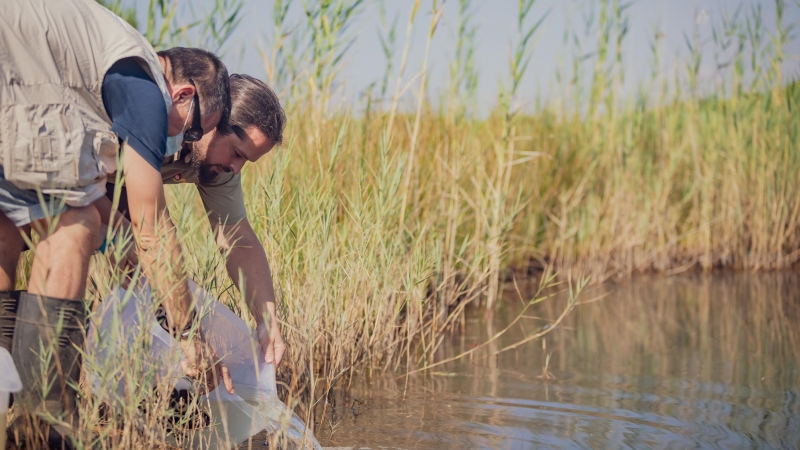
[{"xmin": 126, "ymin": 0, "xmax": 800, "ymax": 112}]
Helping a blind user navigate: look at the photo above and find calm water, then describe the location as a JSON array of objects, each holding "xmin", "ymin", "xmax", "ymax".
[{"xmin": 317, "ymin": 273, "xmax": 800, "ymax": 449}]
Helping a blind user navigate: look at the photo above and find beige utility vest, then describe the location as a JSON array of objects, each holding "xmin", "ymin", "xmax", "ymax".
[{"xmin": 0, "ymin": 0, "xmax": 172, "ymax": 207}]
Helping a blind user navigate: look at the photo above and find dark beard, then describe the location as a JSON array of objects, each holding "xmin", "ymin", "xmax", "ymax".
[{"xmin": 188, "ymin": 149, "xmax": 218, "ymax": 186}]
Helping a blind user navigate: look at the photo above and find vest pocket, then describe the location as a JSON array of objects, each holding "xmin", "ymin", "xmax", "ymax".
[
  {"xmin": 89, "ymin": 121, "xmax": 120, "ymax": 178},
  {"xmin": 0, "ymin": 103, "xmax": 115, "ymax": 192}
]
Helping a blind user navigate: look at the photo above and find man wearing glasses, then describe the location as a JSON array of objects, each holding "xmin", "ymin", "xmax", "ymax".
[
  {"xmin": 0, "ymin": 0, "xmax": 233, "ymax": 446},
  {"xmin": 105, "ymin": 74, "xmax": 288, "ymax": 380}
]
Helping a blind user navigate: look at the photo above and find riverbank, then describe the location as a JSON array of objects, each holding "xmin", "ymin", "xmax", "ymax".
[
  {"xmin": 50, "ymin": 72, "xmax": 794, "ymax": 449},
  {"xmin": 9, "ymin": 78, "xmax": 795, "ymax": 448},
  {"xmin": 8, "ymin": 2, "xmax": 798, "ymax": 445},
  {"xmin": 152, "ymin": 75, "xmax": 797, "ymax": 437}
]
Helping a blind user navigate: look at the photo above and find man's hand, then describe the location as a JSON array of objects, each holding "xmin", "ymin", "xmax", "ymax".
[
  {"xmin": 257, "ymin": 317, "xmax": 286, "ymax": 366},
  {"xmin": 180, "ymin": 334, "xmax": 235, "ymax": 394}
]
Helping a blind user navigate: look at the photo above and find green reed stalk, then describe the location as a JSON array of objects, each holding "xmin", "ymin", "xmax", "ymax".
[
  {"xmin": 447, "ymin": 0, "xmax": 479, "ymax": 122},
  {"xmin": 385, "ymin": 0, "xmax": 423, "ymax": 142},
  {"xmin": 376, "ymin": 2, "xmax": 399, "ymax": 101},
  {"xmin": 484, "ymin": 0, "xmax": 548, "ymax": 310},
  {"xmin": 14, "ymin": 1, "xmax": 795, "ymax": 446},
  {"xmin": 397, "ymin": 0, "xmax": 445, "ymax": 228},
  {"xmin": 260, "ymin": 0, "xmax": 291, "ymax": 88}
]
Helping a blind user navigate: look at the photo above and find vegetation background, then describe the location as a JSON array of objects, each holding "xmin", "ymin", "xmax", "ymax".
[{"xmin": 12, "ymin": 0, "xmax": 798, "ymax": 447}]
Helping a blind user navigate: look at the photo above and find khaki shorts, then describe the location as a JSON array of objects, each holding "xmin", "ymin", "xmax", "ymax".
[{"xmin": 0, "ymin": 166, "xmax": 69, "ymax": 227}]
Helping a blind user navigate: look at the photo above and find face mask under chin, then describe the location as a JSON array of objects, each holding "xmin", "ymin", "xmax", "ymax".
[
  {"xmin": 165, "ymin": 133, "xmax": 184, "ymax": 157},
  {"xmin": 165, "ymin": 98, "xmax": 194, "ymax": 157}
]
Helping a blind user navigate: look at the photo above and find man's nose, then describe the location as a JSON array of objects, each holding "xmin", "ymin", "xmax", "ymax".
[{"xmin": 230, "ymin": 161, "xmax": 244, "ymax": 175}]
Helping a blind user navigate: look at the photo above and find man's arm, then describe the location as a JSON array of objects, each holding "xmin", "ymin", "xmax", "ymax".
[
  {"xmin": 122, "ymin": 143, "xmax": 193, "ymax": 330},
  {"xmin": 213, "ymin": 219, "xmax": 286, "ymax": 366},
  {"xmin": 101, "ymin": 58, "xmax": 233, "ymax": 393},
  {"xmin": 124, "ymin": 145, "xmax": 235, "ymax": 393},
  {"xmin": 93, "ymin": 194, "xmax": 138, "ymax": 275}
]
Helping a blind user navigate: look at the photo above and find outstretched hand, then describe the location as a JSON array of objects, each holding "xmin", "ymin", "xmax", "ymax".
[
  {"xmin": 257, "ymin": 318, "xmax": 286, "ymax": 366},
  {"xmin": 180, "ymin": 334, "xmax": 235, "ymax": 394}
]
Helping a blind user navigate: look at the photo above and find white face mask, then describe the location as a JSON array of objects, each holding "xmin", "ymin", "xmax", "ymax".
[{"xmin": 165, "ymin": 98, "xmax": 194, "ymax": 157}]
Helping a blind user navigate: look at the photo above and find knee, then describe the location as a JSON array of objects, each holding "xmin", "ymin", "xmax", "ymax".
[{"xmin": 60, "ymin": 205, "xmax": 102, "ymax": 244}]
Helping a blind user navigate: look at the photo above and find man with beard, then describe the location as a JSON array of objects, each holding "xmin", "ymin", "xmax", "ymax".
[
  {"xmin": 101, "ymin": 73, "xmax": 287, "ymax": 368},
  {"xmin": 0, "ymin": 0, "xmax": 234, "ymax": 445}
]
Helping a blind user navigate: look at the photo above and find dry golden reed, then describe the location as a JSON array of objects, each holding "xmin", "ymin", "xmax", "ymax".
[{"xmin": 9, "ymin": 0, "xmax": 798, "ymax": 446}]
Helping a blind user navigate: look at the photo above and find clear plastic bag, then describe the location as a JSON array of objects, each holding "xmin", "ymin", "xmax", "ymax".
[
  {"xmin": 86, "ymin": 280, "xmax": 322, "ymax": 450},
  {"xmin": 0, "ymin": 347, "xmax": 22, "ymax": 450}
]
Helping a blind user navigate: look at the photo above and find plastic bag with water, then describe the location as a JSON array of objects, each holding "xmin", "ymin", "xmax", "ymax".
[{"xmin": 86, "ymin": 280, "xmax": 322, "ymax": 450}]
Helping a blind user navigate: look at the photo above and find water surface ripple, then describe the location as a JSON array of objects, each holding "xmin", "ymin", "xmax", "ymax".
[{"xmin": 320, "ymin": 273, "xmax": 800, "ymax": 449}]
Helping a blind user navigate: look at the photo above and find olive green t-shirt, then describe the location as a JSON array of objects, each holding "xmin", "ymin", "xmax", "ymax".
[
  {"xmin": 159, "ymin": 150, "xmax": 247, "ymax": 225},
  {"xmin": 109, "ymin": 148, "xmax": 247, "ymax": 225}
]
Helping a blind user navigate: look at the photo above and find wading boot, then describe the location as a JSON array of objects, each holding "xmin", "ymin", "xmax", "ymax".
[
  {"xmin": 11, "ymin": 292, "xmax": 87, "ymax": 450},
  {"xmin": 0, "ymin": 291, "xmax": 21, "ymax": 353}
]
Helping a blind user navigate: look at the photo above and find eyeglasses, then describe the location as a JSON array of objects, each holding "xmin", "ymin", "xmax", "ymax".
[{"xmin": 183, "ymin": 78, "xmax": 203, "ymax": 143}]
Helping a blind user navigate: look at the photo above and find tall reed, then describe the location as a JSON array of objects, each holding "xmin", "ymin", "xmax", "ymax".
[
  {"xmin": 12, "ymin": 0, "xmax": 799, "ymax": 446},
  {"xmin": 239, "ymin": 0, "xmax": 798, "ymax": 429}
]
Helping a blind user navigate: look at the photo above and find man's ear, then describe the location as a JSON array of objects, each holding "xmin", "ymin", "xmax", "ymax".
[{"xmin": 172, "ymin": 83, "xmax": 195, "ymax": 104}]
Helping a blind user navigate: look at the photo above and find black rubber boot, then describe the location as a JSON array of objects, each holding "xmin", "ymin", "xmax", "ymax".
[
  {"xmin": 11, "ymin": 292, "xmax": 87, "ymax": 450},
  {"xmin": 0, "ymin": 290, "xmax": 21, "ymax": 352}
]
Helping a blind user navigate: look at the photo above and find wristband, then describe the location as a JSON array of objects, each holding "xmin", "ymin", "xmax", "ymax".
[{"xmin": 97, "ymin": 231, "xmax": 118, "ymax": 254}]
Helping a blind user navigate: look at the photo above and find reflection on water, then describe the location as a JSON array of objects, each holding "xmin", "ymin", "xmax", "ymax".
[{"xmin": 319, "ymin": 273, "xmax": 800, "ymax": 449}]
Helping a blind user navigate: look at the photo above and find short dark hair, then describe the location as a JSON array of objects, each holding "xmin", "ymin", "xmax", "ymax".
[
  {"xmin": 157, "ymin": 47, "xmax": 231, "ymax": 128},
  {"xmin": 228, "ymin": 74, "xmax": 286, "ymax": 146}
]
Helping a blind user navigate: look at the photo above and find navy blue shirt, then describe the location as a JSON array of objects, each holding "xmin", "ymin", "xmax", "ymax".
[{"xmin": 101, "ymin": 57, "xmax": 168, "ymax": 171}]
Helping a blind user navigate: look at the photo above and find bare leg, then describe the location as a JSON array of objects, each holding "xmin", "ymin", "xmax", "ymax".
[
  {"xmin": 28, "ymin": 205, "xmax": 101, "ymax": 299},
  {"xmin": 0, "ymin": 212, "xmax": 26, "ymax": 291}
]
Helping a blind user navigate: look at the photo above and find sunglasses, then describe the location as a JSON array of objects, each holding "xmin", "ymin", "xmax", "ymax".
[{"xmin": 183, "ymin": 78, "xmax": 203, "ymax": 143}]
